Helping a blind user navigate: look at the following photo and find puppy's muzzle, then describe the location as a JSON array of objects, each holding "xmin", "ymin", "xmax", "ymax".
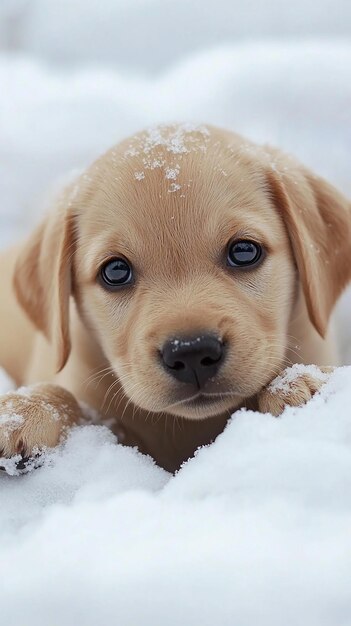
[{"xmin": 161, "ymin": 334, "xmax": 224, "ymax": 388}]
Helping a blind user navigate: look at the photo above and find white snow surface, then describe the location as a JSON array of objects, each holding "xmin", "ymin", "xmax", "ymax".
[
  {"xmin": 1, "ymin": 2, "xmax": 351, "ymax": 624},
  {"xmin": 1, "ymin": 366, "xmax": 351, "ymax": 626}
]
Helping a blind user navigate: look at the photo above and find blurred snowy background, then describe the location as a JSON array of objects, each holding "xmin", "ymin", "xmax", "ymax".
[
  {"xmin": 0, "ymin": 2, "xmax": 351, "ymax": 624},
  {"xmin": 1, "ymin": 0, "xmax": 351, "ymax": 245},
  {"xmin": 1, "ymin": 0, "xmax": 351, "ymax": 70}
]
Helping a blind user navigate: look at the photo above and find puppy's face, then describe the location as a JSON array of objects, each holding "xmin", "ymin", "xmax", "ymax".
[{"xmin": 73, "ymin": 125, "xmax": 296, "ymax": 418}]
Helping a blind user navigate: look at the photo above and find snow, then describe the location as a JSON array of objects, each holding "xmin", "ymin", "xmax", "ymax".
[
  {"xmin": 1, "ymin": 366, "xmax": 351, "ymax": 625},
  {"xmin": 134, "ymin": 171, "xmax": 145, "ymax": 181},
  {"xmin": 1, "ymin": 1, "xmax": 351, "ymax": 624},
  {"xmin": 1, "ymin": 0, "xmax": 351, "ymax": 72},
  {"xmin": 1, "ymin": 40, "xmax": 351, "ymax": 249},
  {"xmin": 268, "ymin": 364, "xmax": 330, "ymax": 394},
  {"xmin": 127, "ymin": 124, "xmax": 209, "ymax": 192}
]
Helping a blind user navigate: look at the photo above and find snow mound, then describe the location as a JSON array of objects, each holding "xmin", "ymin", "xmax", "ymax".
[{"xmin": 0, "ymin": 366, "xmax": 351, "ymax": 625}]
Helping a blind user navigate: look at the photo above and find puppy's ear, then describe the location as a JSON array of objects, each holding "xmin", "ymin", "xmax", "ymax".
[
  {"xmin": 13, "ymin": 205, "xmax": 76, "ymax": 372},
  {"xmin": 265, "ymin": 150, "xmax": 351, "ymax": 337}
]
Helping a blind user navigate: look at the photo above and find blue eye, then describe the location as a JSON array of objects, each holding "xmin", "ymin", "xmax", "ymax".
[
  {"xmin": 100, "ymin": 258, "xmax": 133, "ymax": 289},
  {"xmin": 227, "ymin": 240, "xmax": 262, "ymax": 267}
]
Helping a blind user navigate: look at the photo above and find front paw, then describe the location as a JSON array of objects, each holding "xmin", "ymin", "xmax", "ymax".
[
  {"xmin": 258, "ymin": 364, "xmax": 333, "ymax": 416},
  {"xmin": 0, "ymin": 383, "xmax": 81, "ymax": 459}
]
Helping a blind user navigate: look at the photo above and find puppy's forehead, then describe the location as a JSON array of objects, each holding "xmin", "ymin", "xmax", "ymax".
[{"xmin": 81, "ymin": 124, "xmax": 280, "ymax": 258}]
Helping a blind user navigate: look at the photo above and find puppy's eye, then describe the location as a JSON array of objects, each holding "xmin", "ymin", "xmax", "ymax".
[
  {"xmin": 227, "ymin": 240, "xmax": 262, "ymax": 267},
  {"xmin": 99, "ymin": 258, "xmax": 133, "ymax": 288}
]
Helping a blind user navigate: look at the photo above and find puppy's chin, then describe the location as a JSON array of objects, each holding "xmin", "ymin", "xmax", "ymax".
[{"xmin": 162, "ymin": 394, "xmax": 243, "ymax": 420}]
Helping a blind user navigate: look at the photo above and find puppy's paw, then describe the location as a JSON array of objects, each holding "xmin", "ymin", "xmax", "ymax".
[
  {"xmin": 0, "ymin": 383, "xmax": 82, "ymax": 459},
  {"xmin": 258, "ymin": 364, "xmax": 333, "ymax": 417}
]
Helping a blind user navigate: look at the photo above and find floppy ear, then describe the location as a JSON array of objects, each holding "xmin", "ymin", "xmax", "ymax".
[
  {"xmin": 265, "ymin": 150, "xmax": 351, "ymax": 337},
  {"xmin": 13, "ymin": 206, "xmax": 76, "ymax": 372}
]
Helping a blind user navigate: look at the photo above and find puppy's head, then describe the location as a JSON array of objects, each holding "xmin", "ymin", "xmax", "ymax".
[{"xmin": 14, "ymin": 124, "xmax": 351, "ymax": 419}]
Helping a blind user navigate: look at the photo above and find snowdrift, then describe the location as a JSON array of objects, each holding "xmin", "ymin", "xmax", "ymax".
[{"xmin": 0, "ymin": 367, "xmax": 351, "ymax": 625}]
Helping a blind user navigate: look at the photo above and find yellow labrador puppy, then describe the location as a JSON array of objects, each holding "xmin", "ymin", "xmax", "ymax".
[{"xmin": 0, "ymin": 124, "xmax": 350, "ymax": 472}]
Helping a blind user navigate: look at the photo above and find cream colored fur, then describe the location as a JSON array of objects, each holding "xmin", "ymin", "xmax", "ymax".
[{"xmin": 0, "ymin": 125, "xmax": 350, "ymax": 472}]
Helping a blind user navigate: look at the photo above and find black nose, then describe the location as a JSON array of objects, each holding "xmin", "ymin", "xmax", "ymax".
[{"xmin": 161, "ymin": 334, "xmax": 224, "ymax": 388}]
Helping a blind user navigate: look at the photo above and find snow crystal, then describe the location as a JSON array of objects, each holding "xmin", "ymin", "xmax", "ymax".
[
  {"xmin": 165, "ymin": 166, "xmax": 180, "ymax": 180},
  {"xmin": 268, "ymin": 363, "xmax": 330, "ymax": 394},
  {"xmin": 124, "ymin": 123, "xmax": 210, "ymax": 163},
  {"xmin": 142, "ymin": 123, "xmax": 210, "ymax": 156},
  {"xmin": 124, "ymin": 146, "xmax": 139, "ymax": 158},
  {"xmin": 167, "ymin": 182, "xmax": 181, "ymax": 193},
  {"xmin": 0, "ymin": 450, "xmax": 51, "ymax": 476},
  {"xmin": 122, "ymin": 124, "xmax": 211, "ymax": 193},
  {"xmin": 0, "ymin": 412, "xmax": 24, "ymax": 435}
]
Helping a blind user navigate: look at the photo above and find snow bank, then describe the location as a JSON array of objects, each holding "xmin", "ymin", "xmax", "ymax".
[{"xmin": 0, "ymin": 366, "xmax": 351, "ymax": 625}]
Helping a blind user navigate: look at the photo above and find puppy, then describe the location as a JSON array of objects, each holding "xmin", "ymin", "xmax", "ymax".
[{"xmin": 0, "ymin": 124, "xmax": 350, "ymax": 472}]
